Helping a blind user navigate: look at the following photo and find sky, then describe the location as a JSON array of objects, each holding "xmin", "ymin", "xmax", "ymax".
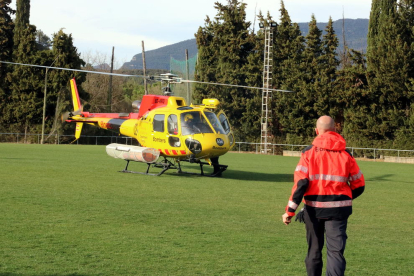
[{"xmin": 10, "ymin": 0, "xmax": 372, "ymax": 66}]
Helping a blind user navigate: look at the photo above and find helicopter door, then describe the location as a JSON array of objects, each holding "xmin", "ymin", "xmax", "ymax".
[
  {"xmin": 167, "ymin": 114, "xmax": 181, "ymax": 147},
  {"xmin": 217, "ymin": 110, "xmax": 235, "ymax": 149}
]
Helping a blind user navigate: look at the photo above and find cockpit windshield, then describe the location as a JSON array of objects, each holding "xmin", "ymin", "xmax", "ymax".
[
  {"xmin": 181, "ymin": 111, "xmax": 214, "ymax": 135},
  {"xmin": 204, "ymin": 111, "xmax": 226, "ymax": 134}
]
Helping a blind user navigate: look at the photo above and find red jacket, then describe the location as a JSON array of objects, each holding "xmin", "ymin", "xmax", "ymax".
[{"xmin": 285, "ymin": 131, "xmax": 365, "ymax": 219}]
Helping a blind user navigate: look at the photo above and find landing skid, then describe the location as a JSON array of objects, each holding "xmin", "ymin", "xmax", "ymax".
[
  {"xmin": 177, "ymin": 159, "xmax": 228, "ymax": 177},
  {"xmin": 119, "ymin": 158, "xmax": 227, "ymax": 177},
  {"xmin": 120, "ymin": 159, "xmax": 177, "ymax": 176}
]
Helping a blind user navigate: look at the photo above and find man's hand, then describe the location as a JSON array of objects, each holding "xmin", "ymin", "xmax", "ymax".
[{"xmin": 282, "ymin": 213, "xmax": 292, "ymax": 225}]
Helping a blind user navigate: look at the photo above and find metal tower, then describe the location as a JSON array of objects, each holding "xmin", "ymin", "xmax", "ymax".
[{"xmin": 260, "ymin": 25, "xmax": 275, "ymax": 154}]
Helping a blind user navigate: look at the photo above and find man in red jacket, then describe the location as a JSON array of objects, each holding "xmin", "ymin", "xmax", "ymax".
[{"xmin": 282, "ymin": 115, "xmax": 365, "ymax": 276}]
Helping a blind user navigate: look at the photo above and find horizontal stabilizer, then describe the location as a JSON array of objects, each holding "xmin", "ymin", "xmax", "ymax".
[{"xmin": 70, "ymin": 122, "xmax": 83, "ymax": 143}]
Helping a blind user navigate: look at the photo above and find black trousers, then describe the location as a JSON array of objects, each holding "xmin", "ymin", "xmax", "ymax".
[{"xmin": 304, "ymin": 209, "xmax": 348, "ymax": 276}]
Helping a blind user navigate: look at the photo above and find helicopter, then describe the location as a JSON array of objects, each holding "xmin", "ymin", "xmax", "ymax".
[
  {"xmin": 0, "ymin": 60, "xmax": 293, "ymax": 177},
  {"xmin": 64, "ymin": 74, "xmax": 236, "ymax": 176}
]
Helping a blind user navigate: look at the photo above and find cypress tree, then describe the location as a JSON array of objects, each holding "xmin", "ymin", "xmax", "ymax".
[
  {"xmin": 394, "ymin": 0, "xmax": 414, "ymax": 147},
  {"xmin": 273, "ymin": 1, "xmax": 304, "ymax": 89},
  {"xmin": 336, "ymin": 50, "xmax": 371, "ymax": 146},
  {"xmin": 41, "ymin": 29, "xmax": 87, "ymax": 137},
  {"xmin": 303, "ymin": 15, "xmax": 323, "ymax": 85},
  {"xmin": 367, "ymin": 0, "xmax": 381, "ymax": 56},
  {"xmin": 276, "ymin": 14, "xmax": 322, "ymax": 143},
  {"xmin": 272, "ymin": 2, "xmax": 306, "ymax": 142},
  {"xmin": 0, "ymin": 0, "xmax": 15, "ymax": 131},
  {"xmin": 315, "ymin": 17, "xmax": 340, "ymax": 119},
  {"xmin": 6, "ymin": 0, "xmax": 43, "ymax": 134},
  {"xmin": 0, "ymin": 0, "xmax": 15, "ymax": 81},
  {"xmin": 299, "ymin": 14, "xmax": 322, "ymax": 135},
  {"xmin": 13, "ymin": 0, "xmax": 31, "ymax": 61},
  {"xmin": 194, "ymin": 16, "xmax": 219, "ymax": 103}
]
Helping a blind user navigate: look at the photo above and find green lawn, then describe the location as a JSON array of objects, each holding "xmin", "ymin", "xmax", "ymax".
[{"xmin": 0, "ymin": 143, "xmax": 413, "ymax": 275}]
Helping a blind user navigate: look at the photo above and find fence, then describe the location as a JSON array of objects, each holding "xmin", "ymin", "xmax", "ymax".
[
  {"xmin": 1, "ymin": 133, "xmax": 414, "ymax": 163},
  {"xmin": 234, "ymin": 142, "xmax": 414, "ymax": 163},
  {"xmin": 0, "ymin": 133, "xmax": 136, "ymax": 146}
]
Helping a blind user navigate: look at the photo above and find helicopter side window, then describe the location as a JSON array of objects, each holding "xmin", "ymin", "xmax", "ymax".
[
  {"xmin": 153, "ymin": 114, "xmax": 165, "ymax": 132},
  {"xmin": 204, "ymin": 111, "xmax": 226, "ymax": 134},
  {"xmin": 167, "ymin": 114, "xmax": 178, "ymax": 135},
  {"xmin": 181, "ymin": 112, "xmax": 213, "ymax": 135}
]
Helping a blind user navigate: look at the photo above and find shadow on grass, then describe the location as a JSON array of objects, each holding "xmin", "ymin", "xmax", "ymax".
[
  {"xmin": 223, "ymin": 170, "xmax": 293, "ymax": 182},
  {"xmin": 366, "ymin": 174, "xmax": 394, "ymax": 182},
  {"xmin": 165, "ymin": 169, "xmax": 293, "ymax": 182}
]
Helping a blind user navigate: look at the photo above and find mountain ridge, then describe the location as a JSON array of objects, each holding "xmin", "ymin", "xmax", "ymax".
[{"xmin": 122, "ymin": 18, "xmax": 368, "ymax": 70}]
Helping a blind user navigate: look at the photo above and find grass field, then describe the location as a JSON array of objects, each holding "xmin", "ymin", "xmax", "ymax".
[{"xmin": 0, "ymin": 143, "xmax": 413, "ymax": 276}]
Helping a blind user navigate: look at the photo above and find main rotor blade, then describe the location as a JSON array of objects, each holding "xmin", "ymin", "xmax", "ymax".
[
  {"xmin": 0, "ymin": 61, "xmax": 149, "ymax": 79},
  {"xmin": 180, "ymin": 79, "xmax": 294, "ymax": 93},
  {"xmin": 1, "ymin": 60, "xmax": 295, "ymax": 92}
]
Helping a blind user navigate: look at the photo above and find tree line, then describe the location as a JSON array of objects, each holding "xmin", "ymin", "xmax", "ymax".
[
  {"xmin": 1, "ymin": 0, "xmax": 413, "ymax": 150},
  {"xmin": 194, "ymin": 0, "xmax": 414, "ymax": 150}
]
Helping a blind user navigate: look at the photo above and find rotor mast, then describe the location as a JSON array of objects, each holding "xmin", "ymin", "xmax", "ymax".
[{"xmin": 160, "ymin": 73, "xmax": 180, "ymax": 96}]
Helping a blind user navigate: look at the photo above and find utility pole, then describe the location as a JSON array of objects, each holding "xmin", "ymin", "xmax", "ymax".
[
  {"xmin": 185, "ymin": 49, "xmax": 190, "ymax": 104},
  {"xmin": 107, "ymin": 46, "xmax": 114, "ymax": 112},
  {"xmin": 142, "ymin": 41, "xmax": 148, "ymax": 95},
  {"xmin": 41, "ymin": 53, "xmax": 60, "ymax": 144}
]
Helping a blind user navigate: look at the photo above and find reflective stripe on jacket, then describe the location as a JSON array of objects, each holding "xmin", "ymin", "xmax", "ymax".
[{"xmin": 285, "ymin": 131, "xmax": 365, "ymax": 219}]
